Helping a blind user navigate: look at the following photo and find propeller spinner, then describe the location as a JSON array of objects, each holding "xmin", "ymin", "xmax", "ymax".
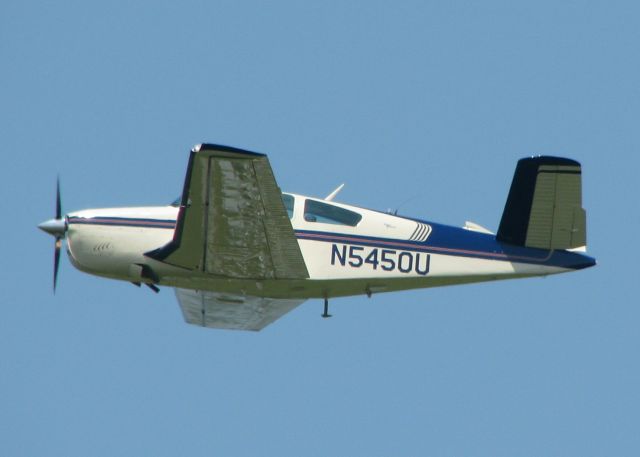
[{"xmin": 38, "ymin": 177, "xmax": 67, "ymax": 293}]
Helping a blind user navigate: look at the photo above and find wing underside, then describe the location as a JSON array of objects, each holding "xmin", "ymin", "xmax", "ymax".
[{"xmin": 175, "ymin": 288, "xmax": 306, "ymax": 331}]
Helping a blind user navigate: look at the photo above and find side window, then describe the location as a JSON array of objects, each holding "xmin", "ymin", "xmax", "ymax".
[
  {"xmin": 304, "ymin": 199, "xmax": 362, "ymax": 226},
  {"xmin": 282, "ymin": 193, "xmax": 294, "ymax": 219}
]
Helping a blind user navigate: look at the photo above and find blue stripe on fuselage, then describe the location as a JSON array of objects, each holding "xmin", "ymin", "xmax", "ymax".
[
  {"xmin": 67, "ymin": 216, "xmax": 176, "ymax": 230},
  {"xmin": 410, "ymin": 218, "xmax": 596, "ymax": 270},
  {"xmin": 66, "ymin": 215, "xmax": 595, "ymax": 270},
  {"xmin": 296, "ymin": 220, "xmax": 595, "ymax": 271}
]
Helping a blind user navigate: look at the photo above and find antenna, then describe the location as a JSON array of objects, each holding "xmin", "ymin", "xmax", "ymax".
[
  {"xmin": 391, "ymin": 193, "xmax": 423, "ymax": 216},
  {"xmin": 324, "ymin": 183, "xmax": 345, "ymax": 201}
]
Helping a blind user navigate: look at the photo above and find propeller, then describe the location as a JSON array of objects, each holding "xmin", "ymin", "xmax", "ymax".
[{"xmin": 38, "ymin": 177, "xmax": 67, "ymax": 293}]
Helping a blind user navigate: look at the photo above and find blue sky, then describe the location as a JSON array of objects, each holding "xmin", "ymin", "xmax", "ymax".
[{"xmin": 2, "ymin": 1, "xmax": 639, "ymax": 455}]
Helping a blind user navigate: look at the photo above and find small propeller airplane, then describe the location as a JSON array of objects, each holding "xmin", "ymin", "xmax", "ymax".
[{"xmin": 39, "ymin": 144, "xmax": 596, "ymax": 331}]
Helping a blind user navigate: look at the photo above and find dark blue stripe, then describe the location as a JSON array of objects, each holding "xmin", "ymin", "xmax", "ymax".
[
  {"xmin": 68, "ymin": 216, "xmax": 176, "ymax": 229},
  {"xmin": 66, "ymin": 215, "xmax": 595, "ymax": 270},
  {"xmin": 295, "ymin": 227, "xmax": 595, "ymax": 271},
  {"xmin": 391, "ymin": 217, "xmax": 594, "ymax": 270}
]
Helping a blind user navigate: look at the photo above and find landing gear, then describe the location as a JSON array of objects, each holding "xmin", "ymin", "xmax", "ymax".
[
  {"xmin": 130, "ymin": 264, "xmax": 160, "ymax": 293},
  {"xmin": 322, "ymin": 297, "xmax": 332, "ymax": 318},
  {"xmin": 145, "ymin": 283, "xmax": 160, "ymax": 293}
]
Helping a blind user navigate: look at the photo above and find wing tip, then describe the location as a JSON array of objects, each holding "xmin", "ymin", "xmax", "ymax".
[{"xmin": 194, "ymin": 143, "xmax": 266, "ymax": 158}]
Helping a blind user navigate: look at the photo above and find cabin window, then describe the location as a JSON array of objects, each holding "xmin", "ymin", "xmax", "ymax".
[
  {"xmin": 303, "ymin": 199, "xmax": 362, "ymax": 226},
  {"xmin": 282, "ymin": 193, "xmax": 294, "ymax": 219}
]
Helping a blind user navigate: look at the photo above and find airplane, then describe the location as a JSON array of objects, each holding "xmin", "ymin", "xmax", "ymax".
[{"xmin": 38, "ymin": 143, "xmax": 596, "ymax": 331}]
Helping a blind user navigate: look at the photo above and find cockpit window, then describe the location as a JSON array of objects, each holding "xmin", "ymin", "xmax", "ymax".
[
  {"xmin": 282, "ymin": 193, "xmax": 294, "ymax": 219},
  {"xmin": 304, "ymin": 199, "xmax": 362, "ymax": 226}
]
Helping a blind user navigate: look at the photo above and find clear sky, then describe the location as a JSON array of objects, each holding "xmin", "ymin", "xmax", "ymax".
[{"xmin": 2, "ymin": 1, "xmax": 639, "ymax": 456}]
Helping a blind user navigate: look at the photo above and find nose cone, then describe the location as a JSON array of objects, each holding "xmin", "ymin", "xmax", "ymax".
[{"xmin": 38, "ymin": 218, "xmax": 67, "ymax": 237}]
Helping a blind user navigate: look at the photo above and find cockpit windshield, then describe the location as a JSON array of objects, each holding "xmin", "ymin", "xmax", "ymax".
[
  {"xmin": 282, "ymin": 193, "xmax": 294, "ymax": 219},
  {"xmin": 303, "ymin": 199, "xmax": 362, "ymax": 226}
]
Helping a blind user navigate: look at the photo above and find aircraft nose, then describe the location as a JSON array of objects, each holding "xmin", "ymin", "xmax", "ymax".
[{"xmin": 38, "ymin": 218, "xmax": 67, "ymax": 237}]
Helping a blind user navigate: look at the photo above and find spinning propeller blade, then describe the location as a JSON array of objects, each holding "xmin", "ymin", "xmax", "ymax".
[
  {"xmin": 56, "ymin": 176, "xmax": 62, "ymax": 220},
  {"xmin": 54, "ymin": 238, "xmax": 61, "ymax": 293},
  {"xmin": 39, "ymin": 177, "xmax": 67, "ymax": 293}
]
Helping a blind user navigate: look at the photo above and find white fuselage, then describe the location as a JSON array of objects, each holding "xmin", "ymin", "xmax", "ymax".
[{"xmin": 64, "ymin": 193, "xmax": 585, "ymax": 299}]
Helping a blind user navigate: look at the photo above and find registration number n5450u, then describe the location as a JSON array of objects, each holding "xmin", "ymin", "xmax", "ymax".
[{"xmin": 330, "ymin": 244, "xmax": 430, "ymax": 276}]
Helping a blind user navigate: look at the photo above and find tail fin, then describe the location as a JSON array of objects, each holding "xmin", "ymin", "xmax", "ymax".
[{"xmin": 496, "ymin": 156, "xmax": 587, "ymax": 250}]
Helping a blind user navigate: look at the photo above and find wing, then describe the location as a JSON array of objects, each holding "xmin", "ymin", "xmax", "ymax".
[
  {"xmin": 148, "ymin": 143, "xmax": 309, "ymax": 279},
  {"xmin": 175, "ymin": 288, "xmax": 306, "ymax": 331}
]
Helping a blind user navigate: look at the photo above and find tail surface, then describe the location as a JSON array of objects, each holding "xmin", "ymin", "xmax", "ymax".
[{"xmin": 497, "ymin": 156, "xmax": 587, "ymax": 250}]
